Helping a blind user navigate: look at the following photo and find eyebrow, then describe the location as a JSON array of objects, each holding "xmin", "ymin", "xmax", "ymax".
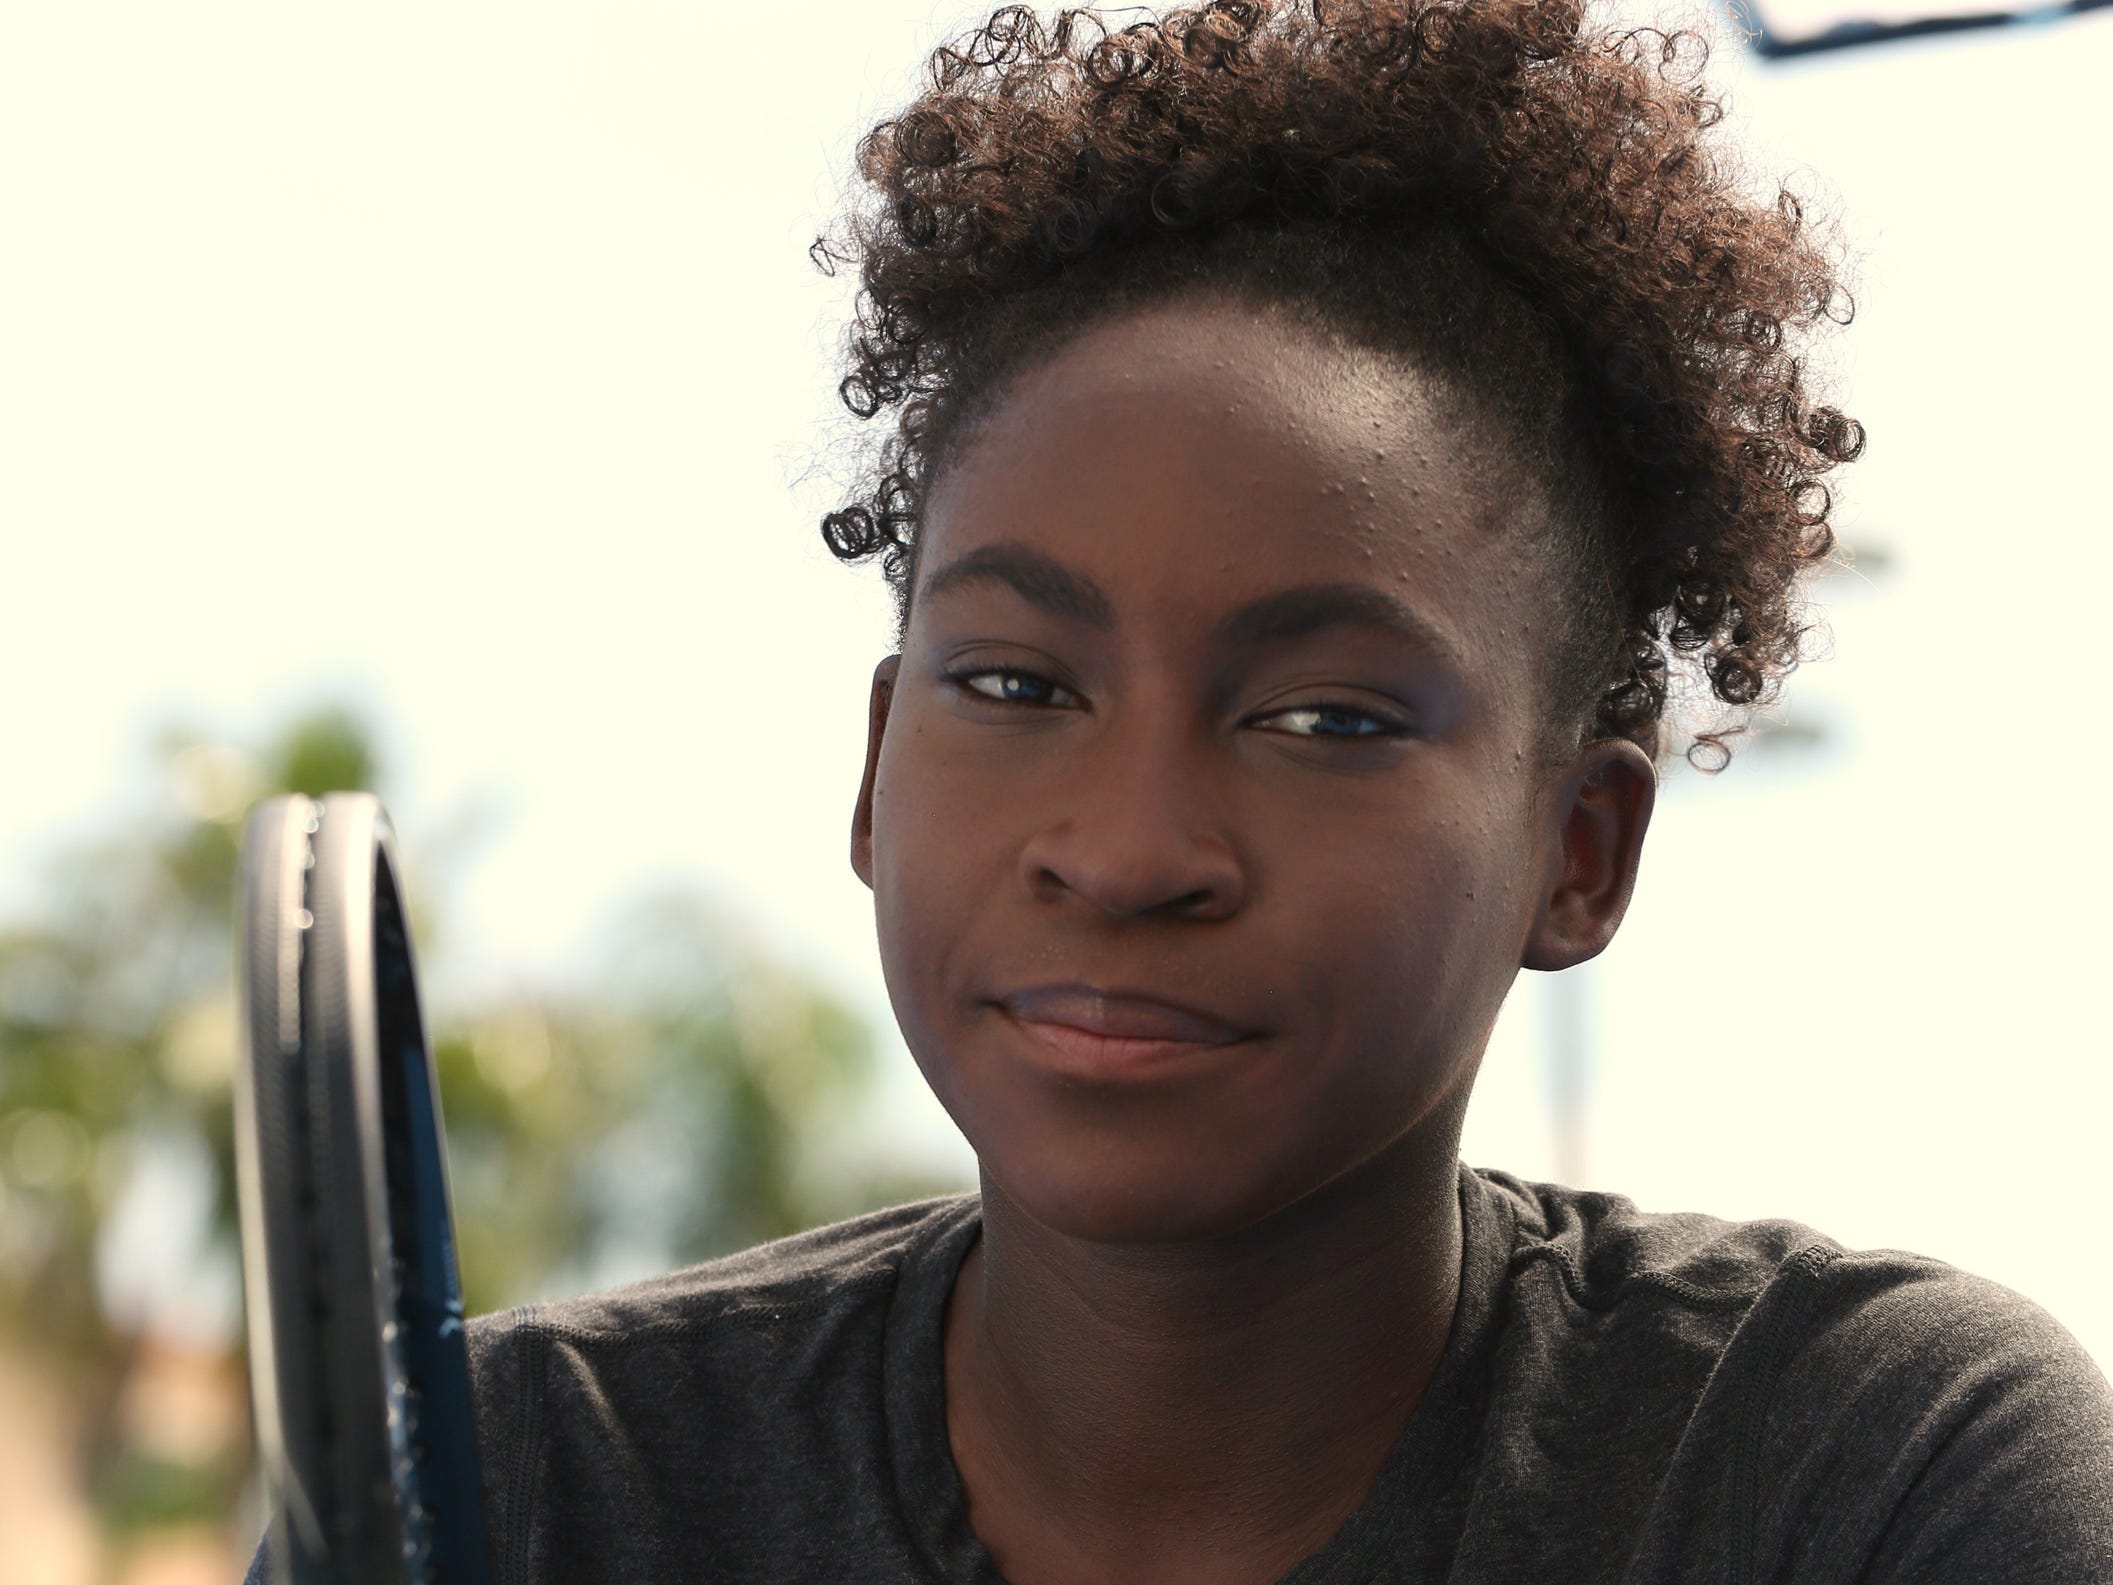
[{"xmin": 918, "ymin": 541, "xmax": 1467, "ymax": 669}]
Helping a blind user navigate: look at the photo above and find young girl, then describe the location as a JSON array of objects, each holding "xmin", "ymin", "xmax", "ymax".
[{"xmin": 249, "ymin": 2, "xmax": 2111, "ymax": 1580}]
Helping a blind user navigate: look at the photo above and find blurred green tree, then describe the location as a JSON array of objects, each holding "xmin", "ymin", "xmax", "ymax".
[{"xmin": 0, "ymin": 705, "xmax": 965, "ymax": 1547}]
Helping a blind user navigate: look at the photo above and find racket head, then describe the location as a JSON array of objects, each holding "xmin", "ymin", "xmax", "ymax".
[{"xmin": 234, "ymin": 792, "xmax": 491, "ymax": 1585}]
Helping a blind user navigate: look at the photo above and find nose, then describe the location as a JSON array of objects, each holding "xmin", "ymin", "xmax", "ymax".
[{"xmin": 1013, "ymin": 698, "xmax": 1247, "ymax": 922}]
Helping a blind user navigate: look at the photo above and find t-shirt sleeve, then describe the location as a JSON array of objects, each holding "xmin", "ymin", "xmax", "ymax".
[
  {"xmin": 1854, "ymin": 1279, "xmax": 2112, "ymax": 1581},
  {"xmin": 1757, "ymin": 1253, "xmax": 2113, "ymax": 1582}
]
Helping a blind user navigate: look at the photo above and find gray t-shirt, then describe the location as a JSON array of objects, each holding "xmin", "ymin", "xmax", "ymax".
[{"xmin": 244, "ymin": 1164, "xmax": 2113, "ymax": 1582}]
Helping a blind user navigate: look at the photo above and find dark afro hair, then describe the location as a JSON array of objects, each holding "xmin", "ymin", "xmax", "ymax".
[{"xmin": 811, "ymin": 0, "xmax": 1866, "ymax": 770}]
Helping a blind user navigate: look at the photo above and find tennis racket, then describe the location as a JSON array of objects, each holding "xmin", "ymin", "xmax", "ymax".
[{"xmin": 233, "ymin": 793, "xmax": 491, "ymax": 1585}]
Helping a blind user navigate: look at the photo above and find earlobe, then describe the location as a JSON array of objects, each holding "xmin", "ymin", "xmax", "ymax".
[
  {"xmin": 850, "ymin": 655, "xmax": 903, "ymax": 891},
  {"xmin": 1521, "ymin": 739, "xmax": 1656, "ymax": 973}
]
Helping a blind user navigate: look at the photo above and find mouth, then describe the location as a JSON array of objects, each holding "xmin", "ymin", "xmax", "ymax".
[
  {"xmin": 988, "ymin": 1010, "xmax": 1250, "ymax": 1090},
  {"xmin": 995, "ymin": 982, "xmax": 1253, "ymax": 1044}
]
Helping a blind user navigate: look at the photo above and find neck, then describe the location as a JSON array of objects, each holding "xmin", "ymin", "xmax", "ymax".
[{"xmin": 943, "ymin": 1120, "xmax": 1467, "ymax": 1584}]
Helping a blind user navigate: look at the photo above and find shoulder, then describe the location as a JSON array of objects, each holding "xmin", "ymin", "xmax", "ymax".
[
  {"xmin": 457, "ymin": 1191, "xmax": 981, "ymax": 1432},
  {"xmin": 454, "ymin": 1193, "xmax": 981, "ymax": 1572},
  {"xmin": 467, "ymin": 1190, "xmax": 978, "ymax": 1353},
  {"xmin": 1782, "ymin": 1242, "xmax": 2106, "ymax": 1402},
  {"xmin": 475, "ymin": 1200, "xmax": 967, "ymax": 1335},
  {"xmin": 1474, "ymin": 1165, "xmax": 1839, "ymax": 1315},
  {"xmin": 1473, "ymin": 1169, "xmax": 2113, "ymax": 1575},
  {"xmin": 1476, "ymin": 1164, "xmax": 2108, "ymax": 1411},
  {"xmin": 1754, "ymin": 1249, "xmax": 2113, "ymax": 1577}
]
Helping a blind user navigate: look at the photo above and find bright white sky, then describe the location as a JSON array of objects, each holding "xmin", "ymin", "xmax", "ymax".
[{"xmin": 3, "ymin": 4, "xmax": 2109, "ymax": 1367}]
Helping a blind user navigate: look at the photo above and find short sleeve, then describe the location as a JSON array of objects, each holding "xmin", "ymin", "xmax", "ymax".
[
  {"xmin": 1753, "ymin": 1252, "xmax": 2113, "ymax": 1583},
  {"xmin": 1853, "ymin": 1276, "xmax": 2112, "ymax": 1582}
]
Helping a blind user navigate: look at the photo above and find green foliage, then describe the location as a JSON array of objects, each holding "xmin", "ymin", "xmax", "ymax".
[
  {"xmin": 97, "ymin": 1446, "xmax": 247, "ymax": 1538},
  {"xmin": 0, "ymin": 704, "xmax": 964, "ymax": 1533},
  {"xmin": 275, "ymin": 707, "xmax": 378, "ymax": 800}
]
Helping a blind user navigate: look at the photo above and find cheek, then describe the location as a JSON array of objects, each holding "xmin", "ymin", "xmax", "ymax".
[
  {"xmin": 1305, "ymin": 837, "xmax": 1497, "ymax": 1063},
  {"xmin": 1288, "ymin": 808, "xmax": 1532, "ymax": 1106},
  {"xmin": 867, "ymin": 721, "xmax": 988, "ymax": 1099}
]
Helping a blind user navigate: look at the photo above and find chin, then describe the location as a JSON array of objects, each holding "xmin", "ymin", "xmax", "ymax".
[{"xmin": 976, "ymin": 1127, "xmax": 1309, "ymax": 1247}]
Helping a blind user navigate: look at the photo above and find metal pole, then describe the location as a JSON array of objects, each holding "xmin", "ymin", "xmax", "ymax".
[{"xmin": 1543, "ymin": 967, "xmax": 1590, "ymax": 1187}]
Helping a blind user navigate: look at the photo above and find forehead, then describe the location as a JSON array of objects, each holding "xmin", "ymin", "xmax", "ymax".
[
  {"xmin": 916, "ymin": 295, "xmax": 1544, "ymax": 667},
  {"xmin": 932, "ymin": 296, "xmax": 1487, "ymax": 522}
]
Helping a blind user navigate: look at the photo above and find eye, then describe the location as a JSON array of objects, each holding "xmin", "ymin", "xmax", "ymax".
[
  {"xmin": 1254, "ymin": 701, "xmax": 1411, "ymax": 741},
  {"xmin": 946, "ymin": 667, "xmax": 1409, "ymax": 740},
  {"xmin": 946, "ymin": 666, "xmax": 1079, "ymax": 709}
]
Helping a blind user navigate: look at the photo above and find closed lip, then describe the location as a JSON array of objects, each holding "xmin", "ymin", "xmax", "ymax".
[{"xmin": 995, "ymin": 983, "xmax": 1253, "ymax": 1045}]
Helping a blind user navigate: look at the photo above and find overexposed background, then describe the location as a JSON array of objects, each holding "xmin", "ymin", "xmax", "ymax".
[{"xmin": 4, "ymin": 1, "xmax": 2109, "ymax": 1576}]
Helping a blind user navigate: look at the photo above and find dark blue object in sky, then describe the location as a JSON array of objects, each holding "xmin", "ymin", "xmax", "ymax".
[{"xmin": 1733, "ymin": 0, "xmax": 2109, "ymax": 57}]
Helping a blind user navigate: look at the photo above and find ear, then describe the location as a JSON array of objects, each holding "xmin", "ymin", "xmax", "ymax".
[
  {"xmin": 850, "ymin": 654, "xmax": 903, "ymax": 891},
  {"xmin": 1521, "ymin": 738, "xmax": 1657, "ymax": 972}
]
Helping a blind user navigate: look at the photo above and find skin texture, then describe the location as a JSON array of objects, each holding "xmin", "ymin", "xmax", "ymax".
[{"xmin": 849, "ymin": 294, "xmax": 1655, "ymax": 1585}]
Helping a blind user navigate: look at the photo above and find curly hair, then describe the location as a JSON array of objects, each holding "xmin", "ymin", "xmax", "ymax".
[{"xmin": 811, "ymin": 0, "xmax": 1865, "ymax": 769}]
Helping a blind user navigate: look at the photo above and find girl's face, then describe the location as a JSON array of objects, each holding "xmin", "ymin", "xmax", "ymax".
[{"xmin": 852, "ymin": 295, "xmax": 1584, "ymax": 1245}]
